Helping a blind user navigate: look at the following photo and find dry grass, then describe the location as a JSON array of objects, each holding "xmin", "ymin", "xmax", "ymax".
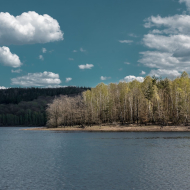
[{"xmin": 23, "ymin": 124, "xmax": 190, "ymax": 132}]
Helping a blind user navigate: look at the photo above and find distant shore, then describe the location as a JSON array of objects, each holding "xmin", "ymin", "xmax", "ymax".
[{"xmin": 23, "ymin": 125, "xmax": 190, "ymax": 132}]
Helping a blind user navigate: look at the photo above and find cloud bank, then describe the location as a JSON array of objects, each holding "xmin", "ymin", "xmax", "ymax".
[
  {"xmin": 138, "ymin": 1, "xmax": 190, "ymax": 77},
  {"xmin": 11, "ymin": 71, "xmax": 61, "ymax": 87},
  {"xmin": 0, "ymin": 11, "xmax": 63, "ymax": 45}
]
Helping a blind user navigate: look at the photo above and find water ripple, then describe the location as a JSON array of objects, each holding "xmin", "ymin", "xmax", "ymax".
[{"xmin": 0, "ymin": 128, "xmax": 190, "ymax": 189}]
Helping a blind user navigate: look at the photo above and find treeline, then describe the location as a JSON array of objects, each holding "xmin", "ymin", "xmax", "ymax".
[
  {"xmin": 0, "ymin": 97, "xmax": 48, "ymax": 126},
  {"xmin": 0, "ymin": 87, "xmax": 89, "ymax": 126},
  {"xmin": 46, "ymin": 72, "xmax": 190, "ymax": 127},
  {"xmin": 0, "ymin": 86, "xmax": 89, "ymax": 104}
]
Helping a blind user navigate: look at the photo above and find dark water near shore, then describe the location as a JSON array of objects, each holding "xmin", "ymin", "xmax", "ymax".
[{"xmin": 1, "ymin": 127, "xmax": 190, "ymax": 190}]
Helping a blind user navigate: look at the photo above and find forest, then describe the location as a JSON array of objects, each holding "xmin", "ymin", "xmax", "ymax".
[
  {"xmin": 0, "ymin": 86, "xmax": 89, "ymax": 126},
  {"xmin": 46, "ymin": 72, "xmax": 190, "ymax": 128}
]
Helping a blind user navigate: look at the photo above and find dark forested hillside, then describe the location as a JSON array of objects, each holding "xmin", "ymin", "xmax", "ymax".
[
  {"xmin": 0, "ymin": 86, "xmax": 89, "ymax": 104},
  {"xmin": 0, "ymin": 87, "xmax": 90, "ymax": 126}
]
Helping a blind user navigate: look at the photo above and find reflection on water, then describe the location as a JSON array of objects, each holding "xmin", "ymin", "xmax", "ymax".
[{"xmin": 1, "ymin": 128, "xmax": 190, "ymax": 190}]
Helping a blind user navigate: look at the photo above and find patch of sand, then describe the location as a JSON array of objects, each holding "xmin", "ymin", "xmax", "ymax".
[{"xmin": 23, "ymin": 125, "xmax": 190, "ymax": 132}]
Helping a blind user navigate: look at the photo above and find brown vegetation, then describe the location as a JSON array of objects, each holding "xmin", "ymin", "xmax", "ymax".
[
  {"xmin": 46, "ymin": 72, "xmax": 190, "ymax": 128},
  {"xmin": 24, "ymin": 125, "xmax": 190, "ymax": 132}
]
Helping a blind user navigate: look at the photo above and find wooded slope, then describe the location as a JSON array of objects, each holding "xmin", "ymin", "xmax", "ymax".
[{"xmin": 0, "ymin": 86, "xmax": 89, "ymax": 126}]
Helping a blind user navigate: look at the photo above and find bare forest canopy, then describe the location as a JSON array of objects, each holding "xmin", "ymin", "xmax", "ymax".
[
  {"xmin": 46, "ymin": 72, "xmax": 190, "ymax": 128},
  {"xmin": 0, "ymin": 86, "xmax": 90, "ymax": 126}
]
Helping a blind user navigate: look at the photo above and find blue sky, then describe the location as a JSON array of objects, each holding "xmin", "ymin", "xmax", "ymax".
[{"xmin": 0, "ymin": 0, "xmax": 189, "ymax": 88}]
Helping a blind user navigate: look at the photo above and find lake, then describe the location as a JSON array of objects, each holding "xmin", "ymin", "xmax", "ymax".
[{"xmin": 1, "ymin": 127, "xmax": 190, "ymax": 190}]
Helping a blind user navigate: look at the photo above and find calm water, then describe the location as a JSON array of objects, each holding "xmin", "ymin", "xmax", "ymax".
[{"xmin": 1, "ymin": 128, "xmax": 190, "ymax": 190}]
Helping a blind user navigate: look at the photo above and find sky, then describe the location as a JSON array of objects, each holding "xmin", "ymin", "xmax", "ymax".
[{"xmin": 0, "ymin": 0, "xmax": 190, "ymax": 88}]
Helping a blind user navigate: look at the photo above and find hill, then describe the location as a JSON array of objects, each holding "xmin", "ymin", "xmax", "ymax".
[{"xmin": 0, "ymin": 87, "xmax": 89, "ymax": 126}]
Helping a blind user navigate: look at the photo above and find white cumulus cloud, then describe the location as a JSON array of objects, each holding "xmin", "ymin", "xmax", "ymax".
[
  {"xmin": 65, "ymin": 77, "xmax": 72, "ymax": 82},
  {"xmin": 0, "ymin": 46, "xmax": 22, "ymax": 67},
  {"xmin": 144, "ymin": 15, "xmax": 190, "ymax": 34},
  {"xmin": 11, "ymin": 71, "xmax": 61, "ymax": 87},
  {"xmin": 138, "ymin": 7, "xmax": 190, "ymax": 77},
  {"xmin": 78, "ymin": 64, "xmax": 94, "ymax": 69},
  {"xmin": 139, "ymin": 51, "xmax": 180, "ymax": 69},
  {"xmin": 0, "ymin": 86, "xmax": 7, "ymax": 89},
  {"xmin": 121, "ymin": 75, "xmax": 144, "ymax": 82},
  {"xmin": 149, "ymin": 69, "xmax": 181, "ymax": 78},
  {"xmin": 142, "ymin": 34, "xmax": 190, "ymax": 52},
  {"xmin": 0, "ymin": 11, "xmax": 63, "ymax": 45}
]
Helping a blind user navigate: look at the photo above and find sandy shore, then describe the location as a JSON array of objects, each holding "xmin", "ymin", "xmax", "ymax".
[{"xmin": 23, "ymin": 125, "xmax": 190, "ymax": 132}]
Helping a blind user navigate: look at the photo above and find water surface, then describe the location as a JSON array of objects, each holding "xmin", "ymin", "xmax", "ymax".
[{"xmin": 1, "ymin": 127, "xmax": 190, "ymax": 190}]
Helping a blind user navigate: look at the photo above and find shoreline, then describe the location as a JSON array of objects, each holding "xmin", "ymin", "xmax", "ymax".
[{"xmin": 23, "ymin": 125, "xmax": 190, "ymax": 132}]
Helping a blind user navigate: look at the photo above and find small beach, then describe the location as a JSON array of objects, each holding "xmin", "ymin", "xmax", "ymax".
[{"xmin": 24, "ymin": 125, "xmax": 190, "ymax": 132}]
